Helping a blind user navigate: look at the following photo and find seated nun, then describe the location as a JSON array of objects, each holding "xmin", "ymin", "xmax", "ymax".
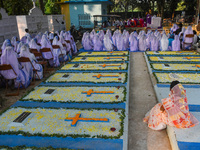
[
  {"xmin": 112, "ymin": 29, "xmax": 120, "ymax": 48},
  {"xmin": 19, "ymin": 44, "xmax": 33, "ymax": 81},
  {"xmin": 106, "ymin": 29, "xmax": 112, "ymax": 40},
  {"xmin": 26, "ymin": 36, "xmax": 32, "ymax": 45},
  {"xmin": 116, "ymin": 33, "xmax": 126, "ymax": 50},
  {"xmin": 29, "ymin": 39, "xmax": 41, "ymax": 52},
  {"xmin": 172, "ymin": 35, "xmax": 181, "ymax": 51},
  {"xmin": 64, "ymin": 31, "xmax": 77, "ymax": 55},
  {"xmin": 98, "ymin": 30, "xmax": 104, "ymax": 41},
  {"xmin": 1, "ymin": 39, "xmax": 11, "ymax": 54},
  {"xmin": 41, "ymin": 36, "xmax": 54, "ymax": 67},
  {"xmin": 93, "ymin": 34, "xmax": 103, "ymax": 51},
  {"xmin": 16, "ymin": 41, "xmax": 24, "ymax": 54},
  {"xmin": 170, "ymin": 24, "xmax": 179, "ymax": 34},
  {"xmin": 129, "ymin": 33, "xmax": 138, "ymax": 51},
  {"xmin": 179, "ymin": 27, "xmax": 186, "ymax": 42},
  {"xmin": 150, "ymin": 35, "xmax": 159, "ymax": 51},
  {"xmin": 35, "ymin": 33, "xmax": 43, "ymax": 44},
  {"xmin": 1, "ymin": 46, "xmax": 30, "ymax": 88},
  {"xmin": 123, "ymin": 30, "xmax": 130, "ymax": 49},
  {"xmin": 11, "ymin": 36, "xmax": 18, "ymax": 52},
  {"xmin": 182, "ymin": 26, "xmax": 194, "ymax": 49},
  {"xmin": 82, "ymin": 34, "xmax": 93, "ymax": 50},
  {"xmin": 90, "ymin": 29, "xmax": 96, "ymax": 40},
  {"xmin": 19, "ymin": 44, "xmax": 43, "ymax": 79},
  {"xmin": 138, "ymin": 35, "xmax": 147, "ymax": 51},
  {"xmin": 146, "ymin": 32, "xmax": 153, "ymax": 50},
  {"xmin": 160, "ymin": 34, "xmax": 169, "ymax": 51},
  {"xmin": 66, "ymin": 31, "xmax": 77, "ymax": 54},
  {"xmin": 21, "ymin": 36, "xmax": 27, "ymax": 44},
  {"xmin": 103, "ymin": 34, "xmax": 113, "ymax": 51},
  {"xmin": 52, "ymin": 36, "xmax": 68, "ymax": 66}
]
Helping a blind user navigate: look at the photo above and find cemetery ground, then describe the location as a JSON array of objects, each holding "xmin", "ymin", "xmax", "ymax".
[{"xmin": 0, "ymin": 46, "xmax": 172, "ymax": 150}]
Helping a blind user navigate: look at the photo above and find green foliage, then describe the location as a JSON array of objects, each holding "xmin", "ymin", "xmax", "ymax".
[
  {"xmin": 1, "ymin": 0, "xmax": 33, "ymax": 15},
  {"xmin": 0, "ymin": 0, "xmax": 61, "ymax": 15},
  {"xmin": 45, "ymin": 0, "xmax": 61, "ymax": 15},
  {"xmin": 176, "ymin": 1, "xmax": 186, "ymax": 11}
]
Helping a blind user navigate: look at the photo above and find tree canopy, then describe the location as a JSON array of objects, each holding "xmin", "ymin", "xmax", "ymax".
[
  {"xmin": 0, "ymin": 0, "xmax": 198, "ymax": 19},
  {"xmin": 0, "ymin": 0, "xmax": 61, "ymax": 15}
]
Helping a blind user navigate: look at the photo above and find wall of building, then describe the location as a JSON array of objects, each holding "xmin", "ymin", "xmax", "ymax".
[
  {"xmin": 0, "ymin": 9, "xmax": 19, "ymax": 45},
  {"xmin": 61, "ymin": 4, "xmax": 71, "ymax": 30},
  {"xmin": 69, "ymin": 3, "xmax": 102, "ymax": 28},
  {"xmin": 47, "ymin": 15, "xmax": 65, "ymax": 33}
]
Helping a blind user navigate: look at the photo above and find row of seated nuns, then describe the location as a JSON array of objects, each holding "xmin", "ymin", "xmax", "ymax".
[
  {"xmin": 0, "ymin": 30, "xmax": 77, "ymax": 89},
  {"xmin": 82, "ymin": 25, "xmax": 198, "ymax": 52}
]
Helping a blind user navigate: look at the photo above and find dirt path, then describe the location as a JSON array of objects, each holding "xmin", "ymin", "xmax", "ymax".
[{"xmin": 128, "ymin": 52, "xmax": 172, "ymax": 150}]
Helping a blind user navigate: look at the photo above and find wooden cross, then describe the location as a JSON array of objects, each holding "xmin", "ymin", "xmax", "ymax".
[
  {"xmin": 192, "ymin": 65, "xmax": 200, "ymax": 68},
  {"xmin": 92, "ymin": 74, "xmax": 119, "ymax": 79},
  {"xmin": 99, "ymin": 64, "xmax": 121, "ymax": 68},
  {"xmin": 65, "ymin": 113, "xmax": 109, "ymax": 127},
  {"xmin": 104, "ymin": 57, "xmax": 124, "ymax": 60},
  {"xmin": 82, "ymin": 89, "xmax": 114, "ymax": 97},
  {"xmin": 184, "ymin": 57, "xmax": 200, "ymax": 60},
  {"xmin": 107, "ymin": 51, "xmax": 125, "ymax": 54}
]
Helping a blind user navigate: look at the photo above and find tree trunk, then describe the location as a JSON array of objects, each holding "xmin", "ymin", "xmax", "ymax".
[
  {"xmin": 39, "ymin": 0, "xmax": 45, "ymax": 14},
  {"xmin": 0, "ymin": 0, "xmax": 4, "ymax": 8},
  {"xmin": 160, "ymin": 0, "xmax": 165, "ymax": 20},
  {"xmin": 195, "ymin": 0, "xmax": 200, "ymax": 24},
  {"xmin": 152, "ymin": 0, "xmax": 155, "ymax": 15}
]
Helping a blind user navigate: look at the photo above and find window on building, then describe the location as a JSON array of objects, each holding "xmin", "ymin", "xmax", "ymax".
[{"xmin": 78, "ymin": 14, "xmax": 91, "ymax": 26}]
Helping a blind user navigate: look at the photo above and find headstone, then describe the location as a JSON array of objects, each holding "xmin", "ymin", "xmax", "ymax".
[
  {"xmin": 44, "ymin": 89, "xmax": 55, "ymax": 95},
  {"xmin": 82, "ymin": 57, "xmax": 87, "ymax": 60},
  {"xmin": 62, "ymin": 74, "xmax": 69, "ymax": 78},
  {"xmin": 8, "ymin": 111, "xmax": 35, "ymax": 127},
  {"xmin": 164, "ymin": 64, "xmax": 170, "ymax": 68},
  {"xmin": 73, "ymin": 64, "xmax": 79, "ymax": 68}
]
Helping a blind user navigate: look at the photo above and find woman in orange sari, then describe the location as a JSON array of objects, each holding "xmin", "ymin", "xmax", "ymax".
[{"xmin": 144, "ymin": 81, "xmax": 199, "ymax": 130}]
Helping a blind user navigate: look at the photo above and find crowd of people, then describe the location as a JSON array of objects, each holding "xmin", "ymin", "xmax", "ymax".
[
  {"xmin": 82, "ymin": 23, "xmax": 199, "ymax": 51},
  {"xmin": 0, "ymin": 30, "xmax": 77, "ymax": 90}
]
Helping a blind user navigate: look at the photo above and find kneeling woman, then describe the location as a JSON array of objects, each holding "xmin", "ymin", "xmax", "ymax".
[{"xmin": 144, "ymin": 81, "xmax": 199, "ymax": 130}]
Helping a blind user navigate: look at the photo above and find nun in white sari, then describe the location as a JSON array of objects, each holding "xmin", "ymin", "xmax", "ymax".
[
  {"xmin": 123, "ymin": 30, "xmax": 130, "ymax": 49},
  {"xmin": 1, "ymin": 46, "xmax": 30, "ymax": 88},
  {"xmin": 172, "ymin": 35, "xmax": 181, "ymax": 51},
  {"xmin": 1, "ymin": 39, "xmax": 11, "ymax": 54},
  {"xmin": 146, "ymin": 32, "xmax": 153, "ymax": 50},
  {"xmin": 129, "ymin": 33, "xmax": 138, "ymax": 51},
  {"xmin": 103, "ymin": 34, "xmax": 113, "ymax": 51},
  {"xmin": 93, "ymin": 34, "xmax": 103, "ymax": 51},
  {"xmin": 29, "ymin": 39, "xmax": 41, "ymax": 52},
  {"xmin": 11, "ymin": 36, "xmax": 18, "ymax": 52},
  {"xmin": 139, "ymin": 35, "xmax": 147, "ymax": 51},
  {"xmin": 160, "ymin": 34, "xmax": 169, "ymax": 51},
  {"xmin": 150, "ymin": 35, "xmax": 159, "ymax": 51},
  {"xmin": 19, "ymin": 44, "xmax": 43, "ymax": 79},
  {"xmin": 112, "ymin": 30, "xmax": 120, "ymax": 48},
  {"xmin": 82, "ymin": 34, "xmax": 93, "ymax": 50},
  {"xmin": 106, "ymin": 29, "xmax": 112, "ymax": 40},
  {"xmin": 52, "ymin": 36, "xmax": 68, "ymax": 66},
  {"xmin": 116, "ymin": 33, "xmax": 126, "ymax": 51},
  {"xmin": 182, "ymin": 26, "xmax": 194, "ymax": 49},
  {"xmin": 41, "ymin": 36, "xmax": 54, "ymax": 67}
]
